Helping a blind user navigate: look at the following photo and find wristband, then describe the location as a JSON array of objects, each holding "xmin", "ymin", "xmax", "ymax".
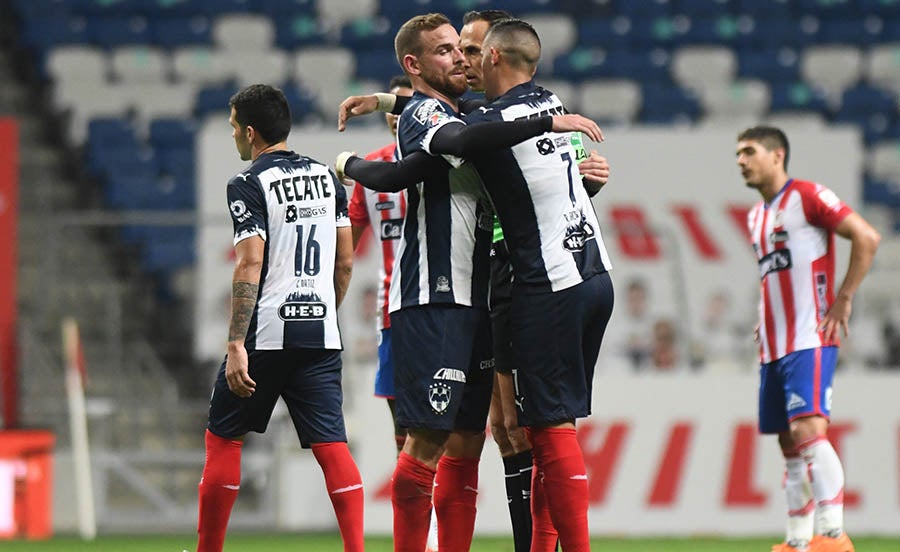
[{"xmin": 374, "ymin": 93, "xmax": 397, "ymax": 113}]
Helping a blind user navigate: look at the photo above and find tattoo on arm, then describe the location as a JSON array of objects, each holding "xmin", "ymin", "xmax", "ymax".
[{"xmin": 228, "ymin": 281, "xmax": 259, "ymax": 342}]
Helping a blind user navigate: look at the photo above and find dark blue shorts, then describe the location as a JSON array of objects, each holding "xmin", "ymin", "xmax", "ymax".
[
  {"xmin": 510, "ymin": 272, "xmax": 614, "ymax": 427},
  {"xmin": 391, "ymin": 304, "xmax": 494, "ymax": 432},
  {"xmin": 207, "ymin": 348, "xmax": 347, "ymax": 447},
  {"xmin": 374, "ymin": 328, "xmax": 395, "ymax": 398},
  {"xmin": 759, "ymin": 346, "xmax": 837, "ymax": 434}
]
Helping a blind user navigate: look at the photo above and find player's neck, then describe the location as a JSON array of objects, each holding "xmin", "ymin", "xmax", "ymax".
[
  {"xmin": 486, "ymin": 71, "xmax": 531, "ymax": 101},
  {"xmin": 760, "ymin": 174, "xmax": 790, "ymax": 204},
  {"xmin": 252, "ymin": 141, "xmax": 288, "ymax": 161},
  {"xmin": 414, "ymin": 82, "xmax": 459, "ymax": 111}
]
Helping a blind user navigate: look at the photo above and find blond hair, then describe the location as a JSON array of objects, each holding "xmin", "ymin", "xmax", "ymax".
[{"xmin": 394, "ymin": 13, "xmax": 452, "ymax": 68}]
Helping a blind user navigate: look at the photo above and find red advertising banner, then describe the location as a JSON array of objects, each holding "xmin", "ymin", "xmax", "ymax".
[{"xmin": 0, "ymin": 119, "xmax": 19, "ymax": 428}]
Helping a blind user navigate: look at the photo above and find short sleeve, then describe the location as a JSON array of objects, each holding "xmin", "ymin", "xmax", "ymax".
[
  {"xmin": 800, "ymin": 182, "xmax": 853, "ymax": 231},
  {"xmin": 403, "ymin": 98, "xmax": 466, "ymax": 169},
  {"xmin": 330, "ymin": 169, "xmax": 351, "ymax": 228},
  {"xmin": 348, "ymin": 182, "xmax": 369, "ymax": 228},
  {"xmin": 227, "ymin": 173, "xmax": 267, "ymax": 246}
]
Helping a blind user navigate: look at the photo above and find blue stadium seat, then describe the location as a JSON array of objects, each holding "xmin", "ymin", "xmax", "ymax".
[
  {"xmin": 142, "ymin": 240, "xmax": 196, "ymax": 272},
  {"xmin": 737, "ymin": 49, "xmax": 800, "ymax": 83},
  {"xmin": 795, "ymin": 0, "xmax": 857, "ymax": 18},
  {"xmin": 157, "ymin": 149, "xmax": 194, "ymax": 180},
  {"xmin": 354, "ymin": 49, "xmax": 402, "ymax": 83},
  {"xmin": 735, "ymin": 0, "xmax": 792, "ymax": 18},
  {"xmin": 768, "ymin": 81, "xmax": 829, "ymax": 114},
  {"xmin": 577, "ymin": 17, "xmax": 633, "ymax": 50},
  {"xmin": 152, "ymin": 17, "xmax": 212, "ymax": 49},
  {"xmin": 555, "ymin": 48, "xmax": 671, "ymax": 84},
  {"xmin": 195, "ymin": 0, "xmax": 261, "ymax": 16},
  {"xmin": 735, "ymin": 18, "xmax": 819, "ymax": 50},
  {"xmin": 12, "ymin": 0, "xmax": 73, "ymax": 20},
  {"xmin": 379, "ymin": 0, "xmax": 463, "ymax": 27},
  {"xmin": 675, "ymin": 0, "xmax": 736, "ymax": 17},
  {"xmin": 149, "ymin": 118, "xmax": 197, "ymax": 150},
  {"xmin": 274, "ymin": 14, "xmax": 329, "ymax": 50},
  {"xmin": 629, "ymin": 17, "xmax": 688, "ymax": 49},
  {"xmin": 838, "ymin": 84, "xmax": 897, "ymax": 118},
  {"xmin": 258, "ymin": 0, "xmax": 315, "ymax": 17},
  {"xmin": 87, "ymin": 17, "xmax": 151, "ymax": 48},
  {"xmin": 557, "ymin": 0, "xmax": 616, "ymax": 17},
  {"xmin": 21, "ymin": 17, "xmax": 89, "ymax": 53},
  {"xmin": 618, "ymin": 0, "xmax": 672, "ymax": 19},
  {"xmin": 339, "ymin": 17, "xmax": 395, "ymax": 52},
  {"xmin": 87, "ymin": 117, "xmax": 139, "ymax": 149},
  {"xmin": 681, "ymin": 16, "xmax": 742, "ymax": 45},
  {"xmin": 283, "ymin": 83, "xmax": 319, "ymax": 122},
  {"xmin": 818, "ymin": 17, "xmax": 884, "ymax": 45},
  {"xmin": 104, "ymin": 171, "xmax": 158, "ymax": 209},
  {"xmin": 639, "ymin": 83, "xmax": 701, "ymax": 123},
  {"xmin": 858, "ymin": 0, "xmax": 900, "ymax": 17},
  {"xmin": 194, "ymin": 83, "xmax": 239, "ymax": 117},
  {"xmin": 864, "ymin": 178, "xmax": 900, "ymax": 208}
]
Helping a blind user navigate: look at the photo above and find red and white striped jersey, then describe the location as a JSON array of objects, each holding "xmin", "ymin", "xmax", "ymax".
[
  {"xmin": 348, "ymin": 143, "xmax": 407, "ymax": 330},
  {"xmin": 747, "ymin": 179, "xmax": 852, "ymax": 363}
]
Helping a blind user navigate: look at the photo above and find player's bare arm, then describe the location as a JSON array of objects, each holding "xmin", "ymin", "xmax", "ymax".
[
  {"xmin": 818, "ymin": 212, "xmax": 881, "ymax": 342},
  {"xmin": 338, "ymin": 93, "xmax": 394, "ymax": 131},
  {"xmin": 334, "ymin": 226, "xmax": 354, "ymax": 307},
  {"xmin": 226, "ymin": 235, "xmax": 263, "ymax": 398}
]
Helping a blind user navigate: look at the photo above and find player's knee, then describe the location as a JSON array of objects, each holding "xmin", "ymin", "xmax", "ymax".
[{"xmin": 490, "ymin": 421, "xmax": 514, "ymax": 454}]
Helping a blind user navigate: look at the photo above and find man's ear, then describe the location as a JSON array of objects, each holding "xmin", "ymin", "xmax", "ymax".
[
  {"xmin": 245, "ymin": 124, "xmax": 256, "ymax": 144},
  {"xmin": 402, "ymin": 54, "xmax": 420, "ymax": 76},
  {"xmin": 490, "ymin": 46, "xmax": 501, "ymax": 66}
]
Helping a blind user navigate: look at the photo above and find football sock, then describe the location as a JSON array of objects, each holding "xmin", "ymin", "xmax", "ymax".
[
  {"xmin": 311, "ymin": 443, "xmax": 365, "ymax": 552},
  {"xmin": 783, "ymin": 452, "xmax": 814, "ymax": 546},
  {"xmin": 392, "ymin": 452, "xmax": 437, "ymax": 552},
  {"xmin": 502, "ymin": 450, "xmax": 534, "ymax": 552},
  {"xmin": 798, "ymin": 437, "xmax": 845, "ymax": 537},
  {"xmin": 197, "ymin": 430, "xmax": 242, "ymax": 552},
  {"xmin": 530, "ymin": 464, "xmax": 560, "ymax": 552},
  {"xmin": 433, "ymin": 456, "xmax": 480, "ymax": 552},
  {"xmin": 530, "ymin": 427, "xmax": 591, "ymax": 552}
]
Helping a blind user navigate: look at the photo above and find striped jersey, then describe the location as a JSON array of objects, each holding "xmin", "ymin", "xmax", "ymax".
[
  {"xmin": 463, "ymin": 81, "xmax": 612, "ymax": 294},
  {"xmin": 392, "ymin": 92, "xmax": 493, "ymax": 311},
  {"xmin": 226, "ymin": 150, "xmax": 349, "ymax": 351},
  {"xmin": 348, "ymin": 143, "xmax": 406, "ymax": 330},
  {"xmin": 746, "ymin": 178, "xmax": 852, "ymax": 363}
]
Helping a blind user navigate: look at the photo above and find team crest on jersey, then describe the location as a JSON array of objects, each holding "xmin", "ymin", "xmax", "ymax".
[
  {"xmin": 435, "ymin": 275, "xmax": 451, "ymax": 293},
  {"xmin": 429, "ymin": 383, "xmax": 452, "ymax": 414},
  {"xmin": 230, "ymin": 199, "xmax": 252, "ymax": 222}
]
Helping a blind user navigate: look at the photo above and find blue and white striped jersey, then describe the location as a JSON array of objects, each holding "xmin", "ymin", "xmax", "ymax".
[
  {"xmin": 391, "ymin": 92, "xmax": 493, "ymax": 311},
  {"xmin": 464, "ymin": 81, "xmax": 612, "ymax": 294},
  {"xmin": 226, "ymin": 150, "xmax": 349, "ymax": 351}
]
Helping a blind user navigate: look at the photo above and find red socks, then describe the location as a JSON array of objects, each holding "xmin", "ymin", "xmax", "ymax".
[
  {"xmin": 433, "ymin": 456, "xmax": 480, "ymax": 552},
  {"xmin": 197, "ymin": 430, "xmax": 243, "ymax": 552},
  {"xmin": 530, "ymin": 464, "xmax": 560, "ymax": 552},
  {"xmin": 392, "ymin": 452, "xmax": 437, "ymax": 552},
  {"xmin": 312, "ymin": 442, "xmax": 365, "ymax": 552},
  {"xmin": 530, "ymin": 427, "xmax": 591, "ymax": 552}
]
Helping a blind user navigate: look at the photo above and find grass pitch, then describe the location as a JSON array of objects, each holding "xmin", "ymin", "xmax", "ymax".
[{"xmin": 3, "ymin": 534, "xmax": 900, "ymax": 551}]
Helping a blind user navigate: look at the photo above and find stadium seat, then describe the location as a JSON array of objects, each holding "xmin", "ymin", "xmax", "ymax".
[
  {"xmin": 681, "ymin": 16, "xmax": 743, "ymax": 46},
  {"xmin": 697, "ymin": 79, "xmax": 770, "ymax": 120},
  {"xmin": 735, "ymin": 17, "xmax": 819, "ymax": 50},
  {"xmin": 46, "ymin": 45, "xmax": 107, "ymax": 85},
  {"xmin": 126, "ymin": 81, "xmax": 198, "ymax": 122},
  {"xmin": 671, "ymin": 45, "xmax": 737, "ymax": 92},
  {"xmin": 151, "ymin": 16, "xmax": 213, "ymax": 49},
  {"xmin": 858, "ymin": 0, "xmax": 900, "ymax": 17},
  {"xmin": 282, "ymin": 82, "xmax": 319, "ymax": 122},
  {"xmin": 639, "ymin": 83, "xmax": 701, "ymax": 124},
  {"xmin": 292, "ymin": 46, "xmax": 355, "ymax": 118},
  {"xmin": 149, "ymin": 118, "xmax": 197, "ymax": 151},
  {"xmin": 338, "ymin": 17, "xmax": 394, "ymax": 51},
  {"xmin": 354, "ymin": 49, "xmax": 401, "ymax": 83},
  {"xmin": 220, "ymin": 49, "xmax": 290, "ymax": 87},
  {"xmin": 275, "ymin": 14, "xmax": 330, "ymax": 49},
  {"xmin": 194, "ymin": 83, "xmax": 240, "ymax": 118},
  {"xmin": 866, "ymin": 43, "xmax": 900, "ymax": 95},
  {"xmin": 768, "ymin": 81, "xmax": 829, "ymax": 114},
  {"xmin": 675, "ymin": 0, "xmax": 736, "ymax": 17},
  {"xmin": 86, "ymin": 16, "xmax": 152, "ymax": 48},
  {"xmin": 158, "ymin": 149, "xmax": 195, "ymax": 180},
  {"xmin": 21, "ymin": 17, "xmax": 89, "ymax": 54},
  {"xmin": 171, "ymin": 46, "xmax": 232, "ymax": 85},
  {"xmin": 87, "ymin": 117, "xmax": 139, "ymax": 151},
  {"xmin": 863, "ymin": 177, "xmax": 900, "ymax": 208},
  {"xmin": 317, "ymin": 0, "xmax": 378, "ymax": 29},
  {"xmin": 818, "ymin": 17, "xmax": 884, "ymax": 46},
  {"xmin": 259, "ymin": 0, "xmax": 316, "ymax": 18},
  {"xmin": 795, "ymin": 0, "xmax": 857, "ymax": 18},
  {"xmin": 629, "ymin": 16, "xmax": 688, "ymax": 49},
  {"xmin": 212, "ymin": 14, "xmax": 275, "ymax": 51},
  {"xmin": 737, "ymin": 48, "xmax": 800, "ymax": 83},
  {"xmin": 12, "ymin": 0, "xmax": 73, "ymax": 21},
  {"xmin": 867, "ymin": 140, "xmax": 900, "ymax": 182},
  {"xmin": 577, "ymin": 17, "xmax": 634, "ymax": 50},
  {"xmin": 800, "ymin": 44, "xmax": 863, "ymax": 103},
  {"xmin": 523, "ymin": 13, "xmax": 577, "ymax": 73},
  {"xmin": 110, "ymin": 46, "xmax": 169, "ymax": 83},
  {"xmin": 61, "ymin": 83, "xmax": 135, "ymax": 144},
  {"xmin": 735, "ymin": 0, "xmax": 792, "ymax": 18},
  {"xmin": 763, "ymin": 111, "xmax": 828, "ymax": 132},
  {"xmin": 576, "ymin": 79, "xmax": 642, "ymax": 124},
  {"xmin": 618, "ymin": 0, "xmax": 672, "ymax": 19},
  {"xmin": 539, "ymin": 79, "xmax": 578, "ymax": 112}
]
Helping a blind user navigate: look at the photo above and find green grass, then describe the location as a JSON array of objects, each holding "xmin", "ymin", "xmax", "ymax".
[{"xmin": 3, "ymin": 534, "xmax": 899, "ymax": 551}]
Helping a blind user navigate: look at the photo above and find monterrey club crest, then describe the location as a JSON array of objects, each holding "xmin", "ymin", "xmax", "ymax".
[{"xmin": 428, "ymin": 383, "xmax": 452, "ymax": 414}]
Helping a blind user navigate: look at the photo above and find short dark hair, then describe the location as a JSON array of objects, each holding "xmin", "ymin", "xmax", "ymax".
[
  {"xmin": 394, "ymin": 13, "xmax": 452, "ymax": 68},
  {"xmin": 462, "ymin": 9, "xmax": 513, "ymax": 26},
  {"xmin": 483, "ymin": 18, "xmax": 541, "ymax": 71},
  {"xmin": 737, "ymin": 126, "xmax": 790, "ymax": 171},
  {"xmin": 388, "ymin": 74, "xmax": 412, "ymax": 91},
  {"xmin": 228, "ymin": 84, "xmax": 291, "ymax": 145}
]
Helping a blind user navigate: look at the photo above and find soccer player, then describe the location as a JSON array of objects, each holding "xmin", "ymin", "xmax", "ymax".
[
  {"xmin": 338, "ymin": 13, "xmax": 601, "ymax": 552},
  {"xmin": 736, "ymin": 126, "xmax": 880, "ymax": 552},
  {"xmin": 348, "ymin": 74, "xmax": 413, "ymax": 456},
  {"xmin": 196, "ymin": 84, "xmax": 363, "ymax": 552},
  {"xmin": 338, "ymin": 19, "xmax": 614, "ymax": 552}
]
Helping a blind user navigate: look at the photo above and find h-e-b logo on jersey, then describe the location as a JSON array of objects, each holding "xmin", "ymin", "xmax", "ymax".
[{"xmin": 279, "ymin": 289, "xmax": 327, "ymax": 321}]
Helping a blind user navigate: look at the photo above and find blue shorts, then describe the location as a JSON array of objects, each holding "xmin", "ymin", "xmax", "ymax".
[
  {"xmin": 511, "ymin": 272, "xmax": 614, "ymax": 427},
  {"xmin": 374, "ymin": 328, "xmax": 395, "ymax": 398},
  {"xmin": 207, "ymin": 348, "xmax": 347, "ymax": 447},
  {"xmin": 391, "ymin": 304, "xmax": 494, "ymax": 432},
  {"xmin": 758, "ymin": 346, "xmax": 837, "ymax": 434}
]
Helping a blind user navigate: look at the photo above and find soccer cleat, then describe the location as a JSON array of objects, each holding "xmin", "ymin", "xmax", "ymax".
[
  {"xmin": 809, "ymin": 532, "xmax": 854, "ymax": 552},
  {"xmin": 771, "ymin": 540, "xmax": 809, "ymax": 552}
]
